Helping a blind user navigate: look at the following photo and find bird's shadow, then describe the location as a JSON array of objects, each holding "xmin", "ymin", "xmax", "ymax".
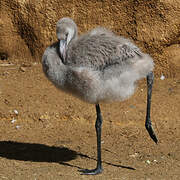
[
  {"xmin": 0, "ymin": 141, "xmax": 77, "ymax": 163},
  {"xmin": 0, "ymin": 141, "xmax": 135, "ymax": 170}
]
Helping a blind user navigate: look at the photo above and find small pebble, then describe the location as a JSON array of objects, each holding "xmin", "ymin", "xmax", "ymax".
[
  {"xmin": 16, "ymin": 125, "xmax": 20, "ymax": 129},
  {"xmin": 160, "ymin": 74, "xmax": 165, "ymax": 80},
  {"xmin": 146, "ymin": 160, "xmax": 151, "ymax": 164},
  {"xmin": 129, "ymin": 152, "xmax": 139, "ymax": 158},
  {"xmin": 39, "ymin": 114, "xmax": 50, "ymax": 121},
  {"xmin": 14, "ymin": 109, "xmax": 18, "ymax": 115},
  {"xmin": 19, "ymin": 66, "xmax": 26, "ymax": 72},
  {"xmin": 11, "ymin": 118, "xmax": 16, "ymax": 124}
]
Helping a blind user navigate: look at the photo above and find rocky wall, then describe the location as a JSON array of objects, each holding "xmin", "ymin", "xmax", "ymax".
[{"xmin": 0, "ymin": 0, "xmax": 180, "ymax": 77}]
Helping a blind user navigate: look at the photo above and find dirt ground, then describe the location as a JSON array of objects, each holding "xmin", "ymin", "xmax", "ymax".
[{"xmin": 0, "ymin": 61, "xmax": 179, "ymax": 180}]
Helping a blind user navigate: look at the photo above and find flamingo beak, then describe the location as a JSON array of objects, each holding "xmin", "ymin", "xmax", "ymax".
[{"xmin": 59, "ymin": 40, "xmax": 67, "ymax": 62}]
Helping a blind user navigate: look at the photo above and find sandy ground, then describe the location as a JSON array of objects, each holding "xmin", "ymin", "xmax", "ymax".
[{"xmin": 0, "ymin": 61, "xmax": 179, "ymax": 180}]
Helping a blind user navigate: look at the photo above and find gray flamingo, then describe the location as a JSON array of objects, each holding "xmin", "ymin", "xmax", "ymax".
[{"xmin": 42, "ymin": 17, "xmax": 158, "ymax": 175}]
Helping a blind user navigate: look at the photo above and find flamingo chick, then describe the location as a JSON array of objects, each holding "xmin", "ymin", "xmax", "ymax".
[{"xmin": 42, "ymin": 17, "xmax": 158, "ymax": 175}]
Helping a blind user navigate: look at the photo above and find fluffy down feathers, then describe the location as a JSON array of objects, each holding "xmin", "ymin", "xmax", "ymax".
[{"xmin": 42, "ymin": 19, "xmax": 154, "ymax": 104}]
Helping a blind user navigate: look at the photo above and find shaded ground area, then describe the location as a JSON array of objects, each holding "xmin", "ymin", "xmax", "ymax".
[{"xmin": 0, "ymin": 62, "xmax": 179, "ymax": 179}]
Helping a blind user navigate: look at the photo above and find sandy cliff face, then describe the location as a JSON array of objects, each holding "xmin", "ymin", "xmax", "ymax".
[{"xmin": 0, "ymin": 0, "xmax": 179, "ymax": 77}]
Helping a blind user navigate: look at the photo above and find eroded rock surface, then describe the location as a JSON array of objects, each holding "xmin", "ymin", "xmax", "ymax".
[{"xmin": 0, "ymin": 0, "xmax": 179, "ymax": 77}]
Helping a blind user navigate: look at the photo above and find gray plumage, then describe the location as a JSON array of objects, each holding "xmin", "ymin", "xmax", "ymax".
[
  {"xmin": 42, "ymin": 18, "xmax": 154, "ymax": 104},
  {"xmin": 42, "ymin": 17, "xmax": 157, "ymax": 175}
]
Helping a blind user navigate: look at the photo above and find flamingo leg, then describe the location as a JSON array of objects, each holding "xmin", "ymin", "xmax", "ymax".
[
  {"xmin": 79, "ymin": 104, "xmax": 103, "ymax": 175},
  {"xmin": 145, "ymin": 71, "xmax": 158, "ymax": 144}
]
